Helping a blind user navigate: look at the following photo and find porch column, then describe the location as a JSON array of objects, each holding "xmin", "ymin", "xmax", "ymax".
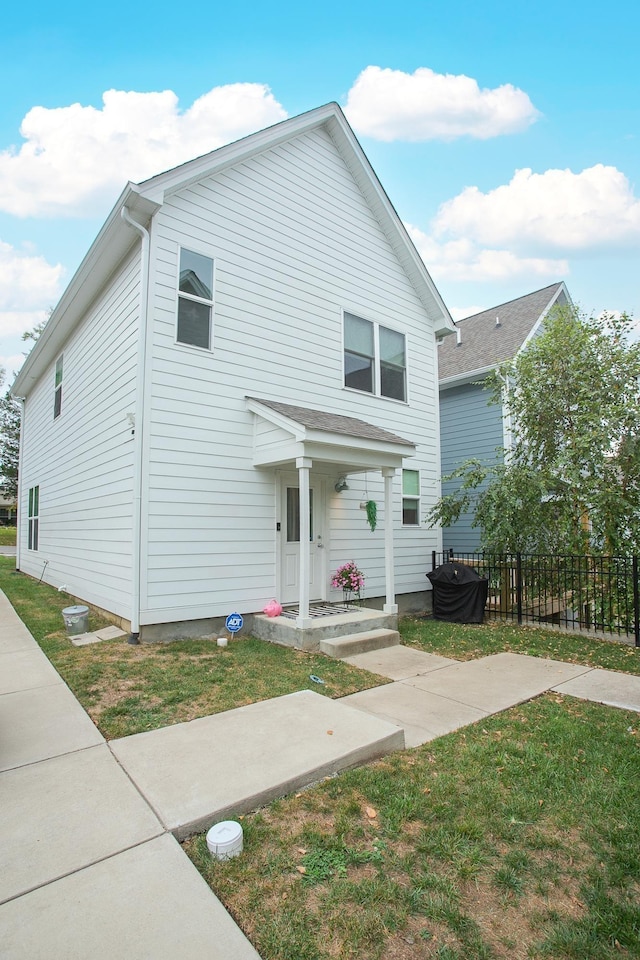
[
  {"xmin": 382, "ymin": 467, "xmax": 398, "ymax": 614},
  {"xmin": 296, "ymin": 457, "xmax": 313, "ymax": 627}
]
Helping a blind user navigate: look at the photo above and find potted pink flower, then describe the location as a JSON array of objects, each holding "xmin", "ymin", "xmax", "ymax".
[{"xmin": 331, "ymin": 561, "xmax": 365, "ymax": 605}]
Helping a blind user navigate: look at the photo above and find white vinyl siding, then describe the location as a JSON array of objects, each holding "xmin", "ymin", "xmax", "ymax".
[
  {"xmin": 141, "ymin": 127, "xmax": 441, "ymax": 621},
  {"xmin": 18, "ymin": 250, "xmax": 140, "ymax": 617}
]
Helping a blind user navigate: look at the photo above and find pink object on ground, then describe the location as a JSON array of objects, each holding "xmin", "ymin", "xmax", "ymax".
[{"xmin": 263, "ymin": 599, "xmax": 283, "ymax": 617}]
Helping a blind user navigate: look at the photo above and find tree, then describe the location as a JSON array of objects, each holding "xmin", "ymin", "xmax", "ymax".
[
  {"xmin": 429, "ymin": 306, "xmax": 640, "ymax": 555},
  {"xmin": 0, "ymin": 317, "xmax": 47, "ymax": 502},
  {"xmin": 0, "ymin": 388, "xmax": 21, "ymax": 500}
]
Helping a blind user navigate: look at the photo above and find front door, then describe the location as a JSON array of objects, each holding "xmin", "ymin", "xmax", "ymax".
[{"xmin": 280, "ymin": 478, "xmax": 325, "ymax": 604}]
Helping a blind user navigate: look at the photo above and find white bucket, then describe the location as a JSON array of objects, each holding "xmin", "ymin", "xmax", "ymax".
[{"xmin": 206, "ymin": 820, "xmax": 243, "ymax": 860}]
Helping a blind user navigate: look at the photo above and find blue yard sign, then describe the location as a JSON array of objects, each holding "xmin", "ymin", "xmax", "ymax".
[{"xmin": 225, "ymin": 612, "xmax": 243, "ymax": 635}]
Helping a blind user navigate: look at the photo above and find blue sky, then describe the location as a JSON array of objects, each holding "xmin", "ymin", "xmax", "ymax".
[{"xmin": 1, "ymin": 0, "xmax": 638, "ymax": 377}]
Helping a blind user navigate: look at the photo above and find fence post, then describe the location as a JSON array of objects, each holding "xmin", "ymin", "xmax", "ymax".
[
  {"xmin": 516, "ymin": 553, "xmax": 523, "ymax": 625},
  {"xmin": 634, "ymin": 556, "xmax": 639, "ymax": 647},
  {"xmin": 431, "ymin": 550, "xmax": 436, "ymax": 572}
]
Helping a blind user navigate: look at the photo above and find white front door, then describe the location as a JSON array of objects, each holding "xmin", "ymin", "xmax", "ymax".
[{"xmin": 280, "ymin": 477, "xmax": 325, "ymax": 604}]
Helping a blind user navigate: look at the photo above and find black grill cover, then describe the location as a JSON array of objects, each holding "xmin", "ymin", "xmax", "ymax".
[{"xmin": 427, "ymin": 562, "xmax": 489, "ymax": 623}]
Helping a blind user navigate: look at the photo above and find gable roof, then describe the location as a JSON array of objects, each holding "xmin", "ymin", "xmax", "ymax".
[
  {"xmin": 247, "ymin": 397, "xmax": 412, "ymax": 446},
  {"xmin": 13, "ymin": 102, "xmax": 454, "ymax": 398},
  {"xmin": 437, "ymin": 282, "xmax": 570, "ymax": 386}
]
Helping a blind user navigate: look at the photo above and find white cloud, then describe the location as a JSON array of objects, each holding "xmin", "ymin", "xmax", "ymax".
[
  {"xmin": 0, "ymin": 241, "xmax": 65, "ymax": 313},
  {"xmin": 406, "ymin": 224, "xmax": 568, "ymax": 282},
  {"xmin": 0, "ymin": 84, "xmax": 288, "ymax": 218},
  {"xmin": 433, "ymin": 164, "xmax": 640, "ymax": 250},
  {"xmin": 0, "ymin": 352, "xmax": 29, "ymax": 380},
  {"xmin": 344, "ymin": 66, "xmax": 540, "ymax": 142}
]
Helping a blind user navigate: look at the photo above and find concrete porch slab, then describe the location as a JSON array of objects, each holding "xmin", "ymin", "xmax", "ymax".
[
  {"xmin": 343, "ymin": 646, "xmax": 457, "ymax": 681},
  {"xmin": 0, "ymin": 683, "xmax": 104, "ymax": 772},
  {"xmin": 110, "ymin": 690, "xmax": 405, "ymax": 839},
  {"xmin": 0, "ymin": 647, "xmax": 64, "ymax": 695},
  {"xmin": 0, "ymin": 833, "xmax": 261, "ymax": 960},
  {"xmin": 552, "ymin": 668, "xmax": 640, "ymax": 712},
  {"xmin": 343, "ymin": 682, "xmax": 487, "ymax": 748},
  {"xmin": 404, "ymin": 653, "xmax": 592, "ymax": 714},
  {"xmin": 0, "ymin": 744, "xmax": 163, "ymax": 904},
  {"xmin": 252, "ymin": 606, "xmax": 398, "ymax": 651}
]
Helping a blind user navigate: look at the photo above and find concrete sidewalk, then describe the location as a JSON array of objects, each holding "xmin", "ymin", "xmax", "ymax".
[{"xmin": 2, "ymin": 588, "xmax": 640, "ymax": 960}]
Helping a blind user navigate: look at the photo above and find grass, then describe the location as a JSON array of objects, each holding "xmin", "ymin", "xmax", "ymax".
[
  {"xmin": 0, "ymin": 525, "xmax": 16, "ymax": 545},
  {"xmin": 2, "ymin": 553, "xmax": 640, "ymax": 955},
  {"xmin": 400, "ymin": 615, "xmax": 640, "ymax": 675},
  {"xmin": 184, "ymin": 697, "xmax": 640, "ymax": 959},
  {"xmin": 0, "ymin": 557, "xmax": 385, "ymax": 739}
]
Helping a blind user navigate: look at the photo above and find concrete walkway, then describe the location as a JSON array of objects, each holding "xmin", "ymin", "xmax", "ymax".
[{"xmin": 2, "ymin": 591, "xmax": 640, "ymax": 959}]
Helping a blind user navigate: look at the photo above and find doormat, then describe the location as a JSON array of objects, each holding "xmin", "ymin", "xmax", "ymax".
[{"xmin": 280, "ymin": 602, "xmax": 355, "ymax": 619}]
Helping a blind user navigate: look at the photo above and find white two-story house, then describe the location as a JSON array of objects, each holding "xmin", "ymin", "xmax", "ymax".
[{"xmin": 13, "ymin": 102, "xmax": 454, "ymax": 643}]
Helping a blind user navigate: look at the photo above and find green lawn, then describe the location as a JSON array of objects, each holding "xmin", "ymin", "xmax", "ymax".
[
  {"xmin": 2, "ymin": 555, "xmax": 640, "ymax": 956},
  {"xmin": 0, "ymin": 526, "xmax": 16, "ymax": 546},
  {"xmin": 185, "ymin": 695, "xmax": 640, "ymax": 959},
  {"xmin": 0, "ymin": 558, "xmax": 385, "ymax": 738}
]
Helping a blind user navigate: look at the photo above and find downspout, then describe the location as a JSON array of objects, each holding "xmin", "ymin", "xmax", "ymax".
[
  {"xmin": 15, "ymin": 398, "xmax": 25, "ymax": 571},
  {"xmin": 120, "ymin": 207, "xmax": 151, "ymax": 643}
]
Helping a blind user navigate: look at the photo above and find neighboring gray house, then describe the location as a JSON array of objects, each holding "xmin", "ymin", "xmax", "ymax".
[{"xmin": 437, "ymin": 282, "xmax": 572, "ymax": 553}]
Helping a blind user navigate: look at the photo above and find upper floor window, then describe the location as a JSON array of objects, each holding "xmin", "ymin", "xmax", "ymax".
[
  {"xmin": 28, "ymin": 485, "xmax": 39, "ymax": 550},
  {"xmin": 402, "ymin": 470, "xmax": 420, "ymax": 526},
  {"xmin": 54, "ymin": 355, "xmax": 63, "ymax": 419},
  {"xmin": 177, "ymin": 248, "xmax": 214, "ymax": 350},
  {"xmin": 344, "ymin": 313, "xmax": 406, "ymax": 401}
]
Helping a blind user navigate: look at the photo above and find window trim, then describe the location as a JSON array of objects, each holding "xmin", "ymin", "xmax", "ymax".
[
  {"xmin": 28, "ymin": 484, "xmax": 39, "ymax": 551},
  {"xmin": 343, "ymin": 311, "xmax": 407, "ymax": 403},
  {"xmin": 54, "ymin": 355, "xmax": 63, "ymax": 419},
  {"xmin": 176, "ymin": 246, "xmax": 215, "ymax": 351},
  {"xmin": 402, "ymin": 469, "xmax": 420, "ymax": 527}
]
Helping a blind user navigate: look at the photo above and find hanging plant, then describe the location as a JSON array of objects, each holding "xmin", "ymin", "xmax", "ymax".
[{"xmin": 365, "ymin": 499, "xmax": 377, "ymax": 533}]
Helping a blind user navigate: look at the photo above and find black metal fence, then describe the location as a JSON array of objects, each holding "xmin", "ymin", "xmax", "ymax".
[{"xmin": 431, "ymin": 550, "xmax": 640, "ymax": 646}]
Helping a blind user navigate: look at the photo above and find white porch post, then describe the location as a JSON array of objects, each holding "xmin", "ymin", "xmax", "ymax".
[
  {"xmin": 296, "ymin": 457, "xmax": 313, "ymax": 627},
  {"xmin": 382, "ymin": 467, "xmax": 398, "ymax": 614}
]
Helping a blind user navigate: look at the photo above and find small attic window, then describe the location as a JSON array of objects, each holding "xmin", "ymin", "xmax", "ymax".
[{"xmin": 177, "ymin": 248, "xmax": 214, "ymax": 350}]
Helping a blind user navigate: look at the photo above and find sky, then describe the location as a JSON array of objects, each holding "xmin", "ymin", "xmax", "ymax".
[{"xmin": 1, "ymin": 0, "xmax": 639, "ymax": 380}]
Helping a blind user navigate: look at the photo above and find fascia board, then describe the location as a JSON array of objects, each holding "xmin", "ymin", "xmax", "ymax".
[
  {"xmin": 519, "ymin": 282, "xmax": 574, "ymax": 353},
  {"xmin": 305, "ymin": 427, "xmax": 415, "ymax": 458},
  {"xmin": 246, "ymin": 398, "xmax": 306, "ymax": 441},
  {"xmin": 439, "ymin": 365, "xmax": 495, "ymax": 390},
  {"xmin": 12, "ymin": 185, "xmax": 161, "ymax": 397},
  {"xmin": 137, "ymin": 103, "xmax": 342, "ymax": 204},
  {"xmin": 325, "ymin": 112, "xmax": 455, "ymax": 337}
]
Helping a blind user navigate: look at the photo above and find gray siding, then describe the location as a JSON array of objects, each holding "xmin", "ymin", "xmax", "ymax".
[{"xmin": 439, "ymin": 380, "xmax": 503, "ymax": 553}]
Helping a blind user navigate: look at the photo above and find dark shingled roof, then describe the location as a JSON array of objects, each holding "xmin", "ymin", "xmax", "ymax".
[
  {"xmin": 247, "ymin": 397, "xmax": 412, "ymax": 446},
  {"xmin": 438, "ymin": 283, "xmax": 568, "ymax": 382}
]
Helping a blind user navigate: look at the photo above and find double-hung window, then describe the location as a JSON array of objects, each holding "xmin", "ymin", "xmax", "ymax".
[
  {"xmin": 177, "ymin": 248, "xmax": 214, "ymax": 350},
  {"xmin": 402, "ymin": 470, "xmax": 420, "ymax": 526},
  {"xmin": 54, "ymin": 355, "xmax": 63, "ymax": 419},
  {"xmin": 28, "ymin": 485, "xmax": 39, "ymax": 550},
  {"xmin": 344, "ymin": 313, "xmax": 406, "ymax": 402}
]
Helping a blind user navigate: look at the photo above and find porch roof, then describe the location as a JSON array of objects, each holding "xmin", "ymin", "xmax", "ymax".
[{"xmin": 246, "ymin": 397, "xmax": 416, "ymax": 471}]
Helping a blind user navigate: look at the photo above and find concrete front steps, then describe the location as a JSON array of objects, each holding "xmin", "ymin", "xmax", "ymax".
[
  {"xmin": 320, "ymin": 628, "xmax": 400, "ymax": 659},
  {"xmin": 252, "ymin": 605, "xmax": 398, "ymax": 652}
]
